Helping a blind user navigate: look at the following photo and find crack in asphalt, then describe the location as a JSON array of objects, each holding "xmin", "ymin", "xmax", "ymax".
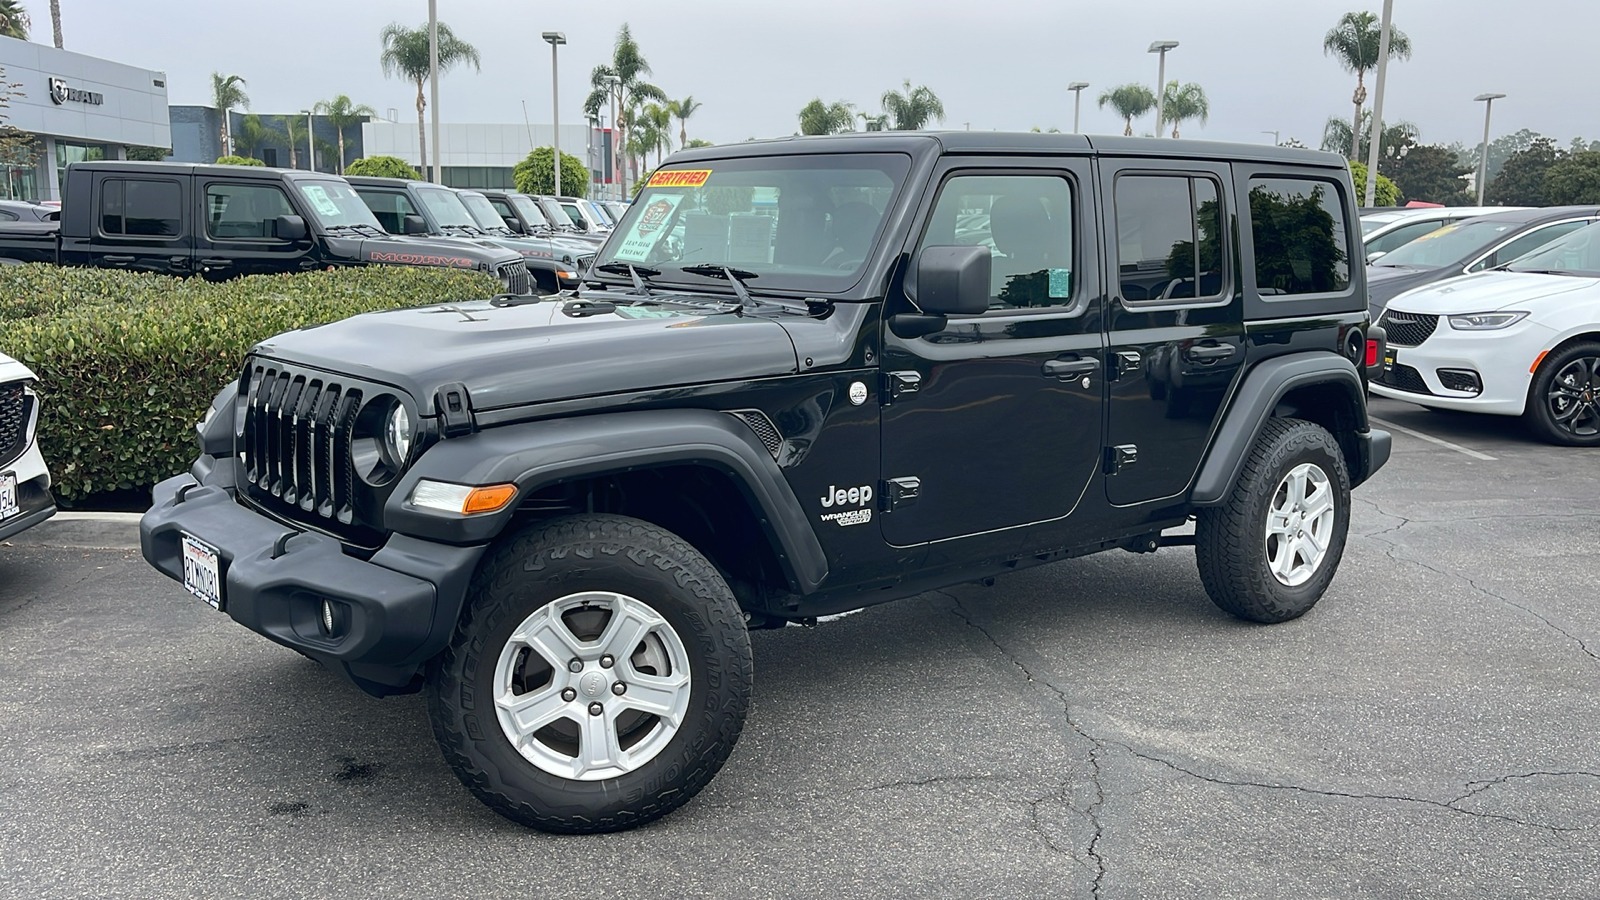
[
  {"xmin": 939, "ymin": 590, "xmax": 1107, "ymax": 898},
  {"xmin": 1353, "ymin": 497, "xmax": 1600, "ymax": 666},
  {"xmin": 1453, "ymin": 770, "xmax": 1600, "ymax": 806}
]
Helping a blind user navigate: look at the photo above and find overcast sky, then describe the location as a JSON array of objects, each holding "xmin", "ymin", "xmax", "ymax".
[{"xmin": 55, "ymin": 0, "xmax": 1600, "ymax": 152}]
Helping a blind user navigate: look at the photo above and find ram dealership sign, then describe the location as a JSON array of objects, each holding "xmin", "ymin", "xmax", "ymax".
[{"xmin": 48, "ymin": 77, "xmax": 103, "ymax": 106}]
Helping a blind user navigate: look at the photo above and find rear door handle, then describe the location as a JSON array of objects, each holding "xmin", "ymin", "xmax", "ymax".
[
  {"xmin": 1185, "ymin": 343, "xmax": 1236, "ymax": 362},
  {"xmin": 200, "ymin": 258, "xmax": 234, "ymax": 268},
  {"xmin": 102, "ymin": 254, "xmax": 134, "ymax": 265},
  {"xmin": 1043, "ymin": 357, "xmax": 1098, "ymax": 378}
]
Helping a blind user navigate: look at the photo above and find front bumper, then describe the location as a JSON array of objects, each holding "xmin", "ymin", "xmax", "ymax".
[
  {"xmin": 1, "ymin": 439, "xmax": 55, "ymax": 542},
  {"xmin": 140, "ymin": 466, "xmax": 485, "ymax": 696},
  {"xmin": 1370, "ymin": 315, "xmax": 1554, "ymax": 415}
]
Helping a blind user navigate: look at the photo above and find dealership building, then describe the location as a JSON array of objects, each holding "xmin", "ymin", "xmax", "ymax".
[
  {"xmin": 0, "ymin": 36, "xmax": 170, "ymax": 202},
  {"xmin": 360, "ymin": 120, "xmax": 615, "ymax": 196}
]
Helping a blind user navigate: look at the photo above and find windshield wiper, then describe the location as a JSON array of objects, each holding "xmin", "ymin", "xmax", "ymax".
[
  {"xmin": 1507, "ymin": 268, "xmax": 1579, "ymax": 276},
  {"xmin": 680, "ymin": 265, "xmax": 758, "ymax": 311},
  {"xmin": 594, "ymin": 262, "xmax": 659, "ymax": 294}
]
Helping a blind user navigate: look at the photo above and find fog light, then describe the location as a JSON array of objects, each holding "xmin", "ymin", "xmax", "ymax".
[
  {"xmin": 320, "ymin": 599, "xmax": 335, "ymax": 635},
  {"xmin": 1436, "ymin": 368, "xmax": 1483, "ymax": 394}
]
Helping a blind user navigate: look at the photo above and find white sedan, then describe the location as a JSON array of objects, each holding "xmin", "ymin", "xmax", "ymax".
[
  {"xmin": 0, "ymin": 349, "xmax": 56, "ymax": 539},
  {"xmin": 1370, "ymin": 221, "xmax": 1600, "ymax": 445}
]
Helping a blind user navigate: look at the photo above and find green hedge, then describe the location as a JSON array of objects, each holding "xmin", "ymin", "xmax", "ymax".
[{"xmin": 3, "ymin": 265, "xmax": 501, "ymax": 499}]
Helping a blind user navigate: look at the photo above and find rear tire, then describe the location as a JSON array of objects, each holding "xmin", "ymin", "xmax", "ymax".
[
  {"xmin": 427, "ymin": 514, "xmax": 752, "ymax": 833},
  {"xmin": 1195, "ymin": 418, "xmax": 1351, "ymax": 623},
  {"xmin": 1523, "ymin": 342, "xmax": 1600, "ymax": 446}
]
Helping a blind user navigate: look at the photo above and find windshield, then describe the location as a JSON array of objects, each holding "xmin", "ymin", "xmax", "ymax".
[
  {"xmin": 594, "ymin": 153, "xmax": 913, "ymax": 292},
  {"xmin": 583, "ymin": 199, "xmax": 613, "ymax": 226},
  {"xmin": 415, "ymin": 187, "xmax": 479, "ymax": 229},
  {"xmin": 1360, "ymin": 217, "xmax": 1396, "ymax": 236},
  {"xmin": 295, "ymin": 180, "xmax": 385, "ymax": 229},
  {"xmin": 1505, "ymin": 221, "xmax": 1600, "ymax": 276},
  {"xmin": 510, "ymin": 195, "xmax": 550, "ymax": 228},
  {"xmin": 459, "ymin": 192, "xmax": 506, "ymax": 230},
  {"xmin": 1373, "ymin": 219, "xmax": 1519, "ymax": 268}
]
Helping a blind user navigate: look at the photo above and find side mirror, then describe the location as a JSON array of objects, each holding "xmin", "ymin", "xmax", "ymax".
[
  {"xmin": 1366, "ymin": 249, "xmax": 1386, "ymax": 264},
  {"xmin": 402, "ymin": 214, "xmax": 428, "ymax": 235},
  {"xmin": 274, "ymin": 214, "xmax": 308, "ymax": 241},
  {"xmin": 503, "ymin": 216, "xmax": 526, "ymax": 234},
  {"xmin": 915, "ymin": 245, "xmax": 992, "ymax": 315}
]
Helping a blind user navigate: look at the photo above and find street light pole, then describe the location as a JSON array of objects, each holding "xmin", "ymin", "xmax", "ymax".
[
  {"xmin": 1474, "ymin": 92, "xmax": 1506, "ymax": 205},
  {"xmin": 305, "ymin": 109, "xmax": 314, "ymax": 171},
  {"xmin": 1148, "ymin": 41, "xmax": 1179, "ymax": 137},
  {"xmin": 1067, "ymin": 81, "xmax": 1089, "ymax": 133},
  {"xmin": 1362, "ymin": 0, "xmax": 1394, "ymax": 207},
  {"xmin": 428, "ymin": 0, "xmax": 440, "ymax": 184},
  {"xmin": 542, "ymin": 32, "xmax": 566, "ymax": 197},
  {"xmin": 1261, "ymin": 130, "xmax": 1280, "ymax": 145}
]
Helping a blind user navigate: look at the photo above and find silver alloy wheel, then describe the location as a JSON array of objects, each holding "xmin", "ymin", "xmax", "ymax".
[
  {"xmin": 1264, "ymin": 462, "xmax": 1336, "ymax": 587},
  {"xmin": 1547, "ymin": 356, "xmax": 1600, "ymax": 438},
  {"xmin": 493, "ymin": 591, "xmax": 692, "ymax": 781}
]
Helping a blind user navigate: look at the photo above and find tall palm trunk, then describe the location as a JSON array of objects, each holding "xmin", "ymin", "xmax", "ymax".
[
  {"xmin": 336, "ymin": 129, "xmax": 345, "ymax": 174},
  {"xmin": 1123, "ymin": 116, "xmax": 1133, "ymax": 137},
  {"xmin": 414, "ymin": 78, "xmax": 428, "ymax": 176},
  {"xmin": 1349, "ymin": 72, "xmax": 1367, "ymax": 161},
  {"xmin": 219, "ymin": 114, "xmax": 230, "ymax": 158},
  {"xmin": 49, "ymin": 0, "xmax": 61, "ymax": 47}
]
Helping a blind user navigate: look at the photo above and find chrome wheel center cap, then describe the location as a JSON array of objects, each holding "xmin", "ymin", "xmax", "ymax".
[{"xmin": 579, "ymin": 671, "xmax": 608, "ymax": 699}]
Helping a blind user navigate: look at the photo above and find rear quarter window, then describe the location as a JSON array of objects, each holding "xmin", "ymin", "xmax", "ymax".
[{"xmin": 1248, "ymin": 177, "xmax": 1350, "ymax": 297}]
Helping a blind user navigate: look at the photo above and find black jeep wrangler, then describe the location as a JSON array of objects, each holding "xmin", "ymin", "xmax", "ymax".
[{"xmin": 140, "ymin": 133, "xmax": 1390, "ymax": 833}]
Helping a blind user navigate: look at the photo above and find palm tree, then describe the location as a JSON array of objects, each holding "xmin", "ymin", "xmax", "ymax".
[
  {"xmin": 49, "ymin": 0, "xmax": 60, "ymax": 47},
  {"xmin": 1097, "ymin": 84, "xmax": 1156, "ymax": 136},
  {"xmin": 379, "ymin": 21, "xmax": 481, "ymax": 176},
  {"xmin": 231, "ymin": 114, "xmax": 280, "ymax": 161},
  {"xmin": 799, "ymin": 99, "xmax": 856, "ymax": 136},
  {"xmin": 668, "ymin": 96, "xmax": 700, "ymax": 149},
  {"xmin": 313, "ymin": 94, "xmax": 377, "ymax": 174},
  {"xmin": 583, "ymin": 24, "xmax": 666, "ymax": 197},
  {"xmin": 1321, "ymin": 113, "xmax": 1418, "ymax": 165},
  {"xmin": 278, "ymin": 116, "xmax": 308, "ymax": 169},
  {"xmin": 1323, "ymin": 11, "xmax": 1413, "ymax": 161},
  {"xmin": 1160, "ymin": 81, "xmax": 1209, "ymax": 139},
  {"xmin": 879, "ymin": 80, "xmax": 944, "ymax": 131},
  {"xmin": 0, "ymin": 1, "xmax": 28, "ymax": 39},
  {"xmin": 210, "ymin": 73, "xmax": 249, "ymax": 157},
  {"xmin": 646, "ymin": 103, "xmax": 674, "ymax": 166},
  {"xmin": 858, "ymin": 111, "xmax": 889, "ymax": 132}
]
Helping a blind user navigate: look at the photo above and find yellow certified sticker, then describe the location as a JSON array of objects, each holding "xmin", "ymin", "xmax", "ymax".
[{"xmin": 647, "ymin": 168, "xmax": 713, "ymax": 188}]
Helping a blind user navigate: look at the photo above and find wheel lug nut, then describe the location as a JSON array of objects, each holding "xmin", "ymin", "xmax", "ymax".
[
  {"xmin": 588, "ymin": 702, "xmax": 604, "ymax": 716},
  {"xmin": 561, "ymin": 688, "xmax": 576, "ymax": 702},
  {"xmin": 612, "ymin": 682, "xmax": 627, "ymax": 696},
  {"xmin": 600, "ymin": 654, "xmax": 615, "ymax": 669},
  {"xmin": 568, "ymin": 659, "xmax": 583, "ymax": 673}
]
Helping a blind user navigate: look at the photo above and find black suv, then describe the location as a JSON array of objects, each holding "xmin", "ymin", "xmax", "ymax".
[{"xmin": 140, "ymin": 133, "xmax": 1390, "ymax": 834}]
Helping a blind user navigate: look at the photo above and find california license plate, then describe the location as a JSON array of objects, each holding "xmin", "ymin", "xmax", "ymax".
[
  {"xmin": 181, "ymin": 532, "xmax": 223, "ymax": 610},
  {"xmin": 0, "ymin": 472, "xmax": 17, "ymax": 521}
]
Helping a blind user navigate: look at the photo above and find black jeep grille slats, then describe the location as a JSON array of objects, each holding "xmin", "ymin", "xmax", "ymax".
[
  {"xmin": 498, "ymin": 260, "xmax": 532, "ymax": 295},
  {"xmin": 240, "ymin": 360, "xmax": 377, "ymax": 543},
  {"xmin": 1383, "ymin": 312, "xmax": 1438, "ymax": 347},
  {"xmin": 0, "ymin": 382, "xmax": 30, "ymax": 468}
]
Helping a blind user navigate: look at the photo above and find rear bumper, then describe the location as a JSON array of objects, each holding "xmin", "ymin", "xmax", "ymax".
[
  {"xmin": 1354, "ymin": 428, "xmax": 1391, "ymax": 488},
  {"xmin": 140, "ymin": 467, "xmax": 484, "ymax": 696}
]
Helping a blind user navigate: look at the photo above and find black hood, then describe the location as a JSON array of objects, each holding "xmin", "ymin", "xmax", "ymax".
[
  {"xmin": 325, "ymin": 233, "xmax": 520, "ymax": 270},
  {"xmin": 250, "ymin": 295, "xmax": 799, "ymax": 414},
  {"xmin": 1365, "ymin": 265, "xmax": 1442, "ymax": 315}
]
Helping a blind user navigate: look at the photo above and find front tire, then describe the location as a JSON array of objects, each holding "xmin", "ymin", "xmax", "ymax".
[
  {"xmin": 1524, "ymin": 342, "xmax": 1600, "ymax": 446},
  {"xmin": 1195, "ymin": 418, "xmax": 1351, "ymax": 623},
  {"xmin": 428, "ymin": 514, "xmax": 752, "ymax": 833}
]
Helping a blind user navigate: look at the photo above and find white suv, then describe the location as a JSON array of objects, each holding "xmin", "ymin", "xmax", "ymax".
[
  {"xmin": 1370, "ymin": 222, "xmax": 1600, "ymax": 445},
  {"xmin": 0, "ymin": 350, "xmax": 55, "ymax": 539}
]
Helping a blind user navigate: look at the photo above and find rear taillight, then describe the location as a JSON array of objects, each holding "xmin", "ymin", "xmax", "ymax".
[{"xmin": 1365, "ymin": 339, "xmax": 1379, "ymax": 367}]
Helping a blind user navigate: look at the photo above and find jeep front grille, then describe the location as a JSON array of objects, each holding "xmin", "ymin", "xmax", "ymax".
[
  {"xmin": 0, "ymin": 381, "xmax": 31, "ymax": 468},
  {"xmin": 237, "ymin": 360, "xmax": 388, "ymax": 547},
  {"xmin": 498, "ymin": 260, "xmax": 532, "ymax": 295},
  {"xmin": 1383, "ymin": 312, "xmax": 1438, "ymax": 348}
]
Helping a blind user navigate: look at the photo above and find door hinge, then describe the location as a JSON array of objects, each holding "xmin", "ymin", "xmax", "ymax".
[
  {"xmin": 881, "ymin": 476, "xmax": 921, "ymax": 510},
  {"xmin": 1103, "ymin": 444, "xmax": 1138, "ymax": 474},
  {"xmin": 881, "ymin": 371, "xmax": 922, "ymax": 404}
]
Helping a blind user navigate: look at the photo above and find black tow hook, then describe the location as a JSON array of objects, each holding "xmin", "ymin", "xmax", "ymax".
[{"xmin": 270, "ymin": 530, "xmax": 302, "ymax": 560}]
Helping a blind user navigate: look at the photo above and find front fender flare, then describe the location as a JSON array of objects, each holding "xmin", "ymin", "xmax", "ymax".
[
  {"xmin": 384, "ymin": 409, "xmax": 829, "ymax": 593},
  {"xmin": 1191, "ymin": 353, "xmax": 1387, "ymax": 505}
]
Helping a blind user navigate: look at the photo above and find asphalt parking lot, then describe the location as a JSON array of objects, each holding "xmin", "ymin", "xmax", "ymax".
[{"xmin": 3, "ymin": 396, "xmax": 1598, "ymax": 899}]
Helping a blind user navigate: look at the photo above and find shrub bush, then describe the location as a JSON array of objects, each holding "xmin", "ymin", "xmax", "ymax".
[
  {"xmin": 215, "ymin": 155, "xmax": 265, "ymax": 166},
  {"xmin": 2, "ymin": 264, "xmax": 500, "ymax": 499},
  {"xmin": 344, "ymin": 155, "xmax": 422, "ymax": 180},
  {"xmin": 1348, "ymin": 161, "xmax": 1402, "ymax": 207},
  {"xmin": 512, "ymin": 147, "xmax": 588, "ymax": 197}
]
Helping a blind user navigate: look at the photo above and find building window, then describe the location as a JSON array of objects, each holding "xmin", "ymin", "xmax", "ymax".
[
  {"xmin": 442, "ymin": 166, "xmax": 516, "ymax": 190},
  {"xmin": 56, "ymin": 141, "xmax": 107, "ymax": 196}
]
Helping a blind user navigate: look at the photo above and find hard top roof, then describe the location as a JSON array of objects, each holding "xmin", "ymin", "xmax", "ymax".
[
  {"xmin": 67, "ymin": 160, "xmax": 346, "ymax": 182},
  {"xmin": 661, "ymin": 131, "xmax": 1344, "ymax": 169}
]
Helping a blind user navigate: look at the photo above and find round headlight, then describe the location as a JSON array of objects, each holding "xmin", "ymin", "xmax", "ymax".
[{"xmin": 385, "ymin": 403, "xmax": 412, "ymax": 465}]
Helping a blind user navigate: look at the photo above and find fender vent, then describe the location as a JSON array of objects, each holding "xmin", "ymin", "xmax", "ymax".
[{"xmin": 727, "ymin": 409, "xmax": 782, "ymax": 459}]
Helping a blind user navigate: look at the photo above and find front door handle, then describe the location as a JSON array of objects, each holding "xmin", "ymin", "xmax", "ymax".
[
  {"xmin": 1185, "ymin": 343, "xmax": 1236, "ymax": 362},
  {"xmin": 1043, "ymin": 357, "xmax": 1098, "ymax": 378}
]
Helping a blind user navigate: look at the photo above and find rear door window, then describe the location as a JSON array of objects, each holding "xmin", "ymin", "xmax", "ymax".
[
  {"xmin": 1248, "ymin": 177, "xmax": 1350, "ymax": 296},
  {"xmin": 100, "ymin": 178, "xmax": 182, "ymax": 237},
  {"xmin": 1115, "ymin": 174, "xmax": 1225, "ymax": 303}
]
